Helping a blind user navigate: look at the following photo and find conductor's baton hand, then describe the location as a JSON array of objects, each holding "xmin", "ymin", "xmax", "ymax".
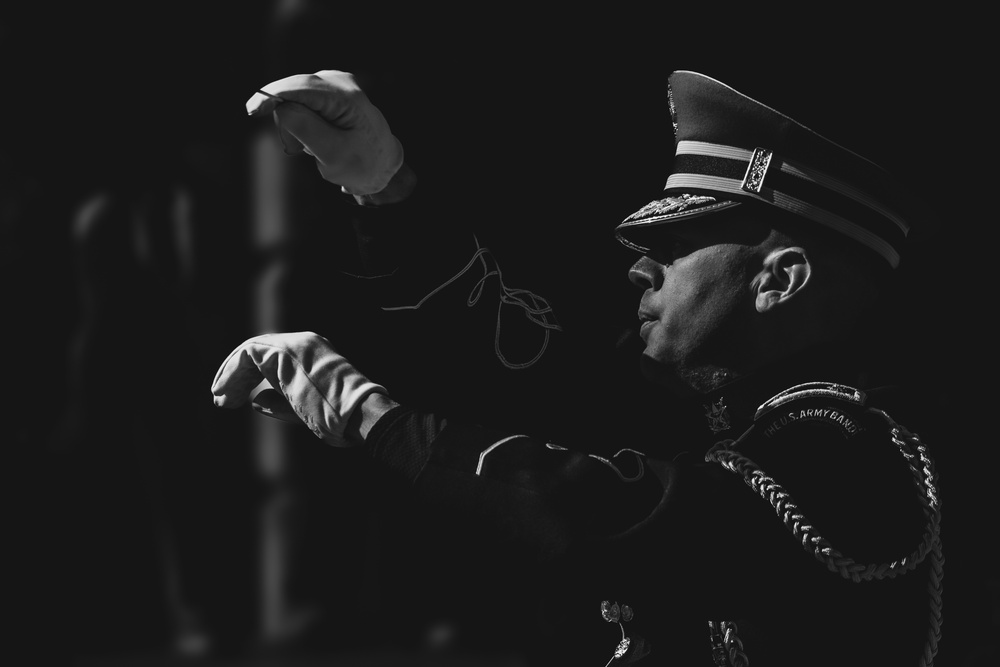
[
  {"xmin": 211, "ymin": 331, "xmax": 388, "ymax": 448},
  {"xmin": 247, "ymin": 70, "xmax": 404, "ymax": 196}
]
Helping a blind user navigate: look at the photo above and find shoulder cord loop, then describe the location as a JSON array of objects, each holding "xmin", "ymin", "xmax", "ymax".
[
  {"xmin": 704, "ymin": 409, "xmax": 944, "ymax": 667},
  {"xmin": 380, "ymin": 234, "xmax": 562, "ymax": 370},
  {"xmin": 601, "ymin": 621, "xmax": 631, "ymax": 667}
]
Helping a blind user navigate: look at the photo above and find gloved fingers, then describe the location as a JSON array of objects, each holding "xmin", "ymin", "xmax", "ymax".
[
  {"xmin": 246, "ymin": 71, "xmax": 364, "ymax": 126},
  {"xmin": 272, "ymin": 101, "xmax": 351, "ymax": 163},
  {"xmin": 245, "ymin": 70, "xmax": 401, "ymax": 195},
  {"xmin": 211, "ymin": 332, "xmax": 387, "ymax": 447},
  {"xmin": 273, "ymin": 106, "xmax": 305, "ymax": 155},
  {"xmin": 244, "ymin": 87, "xmax": 302, "ymax": 153},
  {"xmin": 211, "ymin": 332, "xmax": 337, "ymax": 409},
  {"xmin": 275, "ymin": 118, "xmax": 305, "ymax": 155},
  {"xmin": 211, "ymin": 336, "xmax": 277, "ymax": 409},
  {"xmin": 245, "ymin": 89, "xmax": 284, "ymax": 117}
]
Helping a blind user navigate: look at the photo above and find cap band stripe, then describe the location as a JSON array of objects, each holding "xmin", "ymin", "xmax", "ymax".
[
  {"xmin": 664, "ymin": 172, "xmax": 901, "ymax": 267},
  {"xmin": 678, "ymin": 140, "xmax": 751, "ymax": 161},
  {"xmin": 674, "ymin": 141, "xmax": 910, "ymax": 236},
  {"xmin": 775, "ymin": 160, "xmax": 909, "ymax": 235},
  {"xmin": 769, "ymin": 190, "xmax": 901, "ymax": 268},
  {"xmin": 669, "ymin": 155, "xmax": 906, "ymax": 251}
]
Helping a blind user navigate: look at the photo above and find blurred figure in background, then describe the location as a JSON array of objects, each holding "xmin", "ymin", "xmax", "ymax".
[{"xmin": 51, "ymin": 139, "xmax": 259, "ymax": 660}]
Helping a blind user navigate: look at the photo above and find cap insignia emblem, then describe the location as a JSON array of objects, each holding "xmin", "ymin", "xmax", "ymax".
[
  {"xmin": 624, "ymin": 194, "xmax": 719, "ymax": 223},
  {"xmin": 741, "ymin": 147, "xmax": 774, "ymax": 194}
]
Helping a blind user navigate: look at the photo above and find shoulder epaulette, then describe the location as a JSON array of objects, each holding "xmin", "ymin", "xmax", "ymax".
[
  {"xmin": 754, "ymin": 381, "xmax": 866, "ymax": 420},
  {"xmin": 707, "ymin": 380, "xmax": 944, "ymax": 667},
  {"xmin": 750, "ymin": 381, "xmax": 870, "ymax": 442}
]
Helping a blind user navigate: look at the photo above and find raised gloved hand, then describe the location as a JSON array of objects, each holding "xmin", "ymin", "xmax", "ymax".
[
  {"xmin": 211, "ymin": 331, "xmax": 387, "ymax": 447},
  {"xmin": 246, "ymin": 70, "xmax": 404, "ymax": 196}
]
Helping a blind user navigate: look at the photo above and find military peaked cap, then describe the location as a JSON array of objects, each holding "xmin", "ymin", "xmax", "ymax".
[{"xmin": 616, "ymin": 70, "xmax": 924, "ymax": 268}]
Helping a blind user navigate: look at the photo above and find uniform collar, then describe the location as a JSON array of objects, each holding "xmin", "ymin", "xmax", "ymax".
[{"xmin": 695, "ymin": 344, "xmax": 865, "ymax": 443}]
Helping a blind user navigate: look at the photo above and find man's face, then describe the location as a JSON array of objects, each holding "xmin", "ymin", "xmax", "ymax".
[{"xmin": 628, "ymin": 217, "xmax": 766, "ymax": 393}]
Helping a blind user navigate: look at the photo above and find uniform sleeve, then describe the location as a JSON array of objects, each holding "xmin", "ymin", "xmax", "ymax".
[
  {"xmin": 364, "ymin": 405, "xmax": 760, "ymax": 575},
  {"xmin": 361, "ymin": 387, "xmax": 940, "ymax": 665}
]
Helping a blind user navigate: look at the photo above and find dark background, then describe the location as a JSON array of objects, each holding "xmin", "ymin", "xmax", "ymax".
[{"xmin": 3, "ymin": 3, "xmax": 993, "ymax": 666}]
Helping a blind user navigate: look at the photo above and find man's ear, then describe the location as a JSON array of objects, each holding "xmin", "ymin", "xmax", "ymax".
[{"xmin": 754, "ymin": 247, "xmax": 811, "ymax": 313}]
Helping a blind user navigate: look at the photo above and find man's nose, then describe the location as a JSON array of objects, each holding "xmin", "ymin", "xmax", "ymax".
[{"xmin": 628, "ymin": 255, "xmax": 664, "ymax": 290}]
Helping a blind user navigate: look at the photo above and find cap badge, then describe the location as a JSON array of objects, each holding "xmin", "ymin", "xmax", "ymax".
[
  {"xmin": 741, "ymin": 147, "xmax": 774, "ymax": 194},
  {"xmin": 623, "ymin": 194, "xmax": 719, "ymax": 224}
]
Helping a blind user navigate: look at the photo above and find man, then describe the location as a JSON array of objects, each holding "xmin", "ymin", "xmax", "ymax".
[{"xmin": 212, "ymin": 70, "xmax": 943, "ymax": 665}]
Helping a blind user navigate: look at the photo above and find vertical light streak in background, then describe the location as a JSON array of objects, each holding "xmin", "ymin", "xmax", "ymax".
[{"xmin": 250, "ymin": 123, "xmax": 318, "ymax": 646}]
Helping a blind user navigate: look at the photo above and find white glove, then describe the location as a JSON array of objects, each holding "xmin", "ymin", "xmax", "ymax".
[
  {"xmin": 211, "ymin": 331, "xmax": 387, "ymax": 447},
  {"xmin": 246, "ymin": 70, "xmax": 404, "ymax": 196}
]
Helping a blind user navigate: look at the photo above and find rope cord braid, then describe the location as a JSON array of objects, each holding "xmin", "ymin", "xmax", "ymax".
[
  {"xmin": 708, "ymin": 621, "xmax": 749, "ymax": 667},
  {"xmin": 722, "ymin": 621, "xmax": 749, "ymax": 667},
  {"xmin": 704, "ymin": 408, "xmax": 943, "ymax": 667},
  {"xmin": 380, "ymin": 234, "xmax": 562, "ymax": 369}
]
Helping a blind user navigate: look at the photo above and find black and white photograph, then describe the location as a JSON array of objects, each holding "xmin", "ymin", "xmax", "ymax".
[{"xmin": 4, "ymin": 3, "xmax": 993, "ymax": 666}]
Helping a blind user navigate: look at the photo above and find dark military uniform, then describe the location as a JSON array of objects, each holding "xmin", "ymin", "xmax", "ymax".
[
  {"xmin": 361, "ymin": 345, "xmax": 942, "ymax": 666},
  {"xmin": 299, "ymin": 69, "xmax": 944, "ymax": 665}
]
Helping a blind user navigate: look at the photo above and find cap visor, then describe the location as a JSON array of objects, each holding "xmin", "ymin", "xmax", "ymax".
[{"xmin": 615, "ymin": 194, "xmax": 740, "ymax": 252}]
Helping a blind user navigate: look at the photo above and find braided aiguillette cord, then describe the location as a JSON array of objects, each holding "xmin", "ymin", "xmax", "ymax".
[{"xmin": 705, "ymin": 412, "xmax": 944, "ymax": 667}]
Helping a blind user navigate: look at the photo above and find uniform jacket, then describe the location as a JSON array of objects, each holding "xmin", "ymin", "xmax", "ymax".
[
  {"xmin": 333, "ymin": 195, "xmax": 942, "ymax": 665},
  {"xmin": 363, "ymin": 351, "xmax": 942, "ymax": 666}
]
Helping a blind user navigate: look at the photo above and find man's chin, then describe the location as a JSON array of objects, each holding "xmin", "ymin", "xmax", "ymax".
[{"xmin": 639, "ymin": 353, "xmax": 738, "ymax": 397}]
